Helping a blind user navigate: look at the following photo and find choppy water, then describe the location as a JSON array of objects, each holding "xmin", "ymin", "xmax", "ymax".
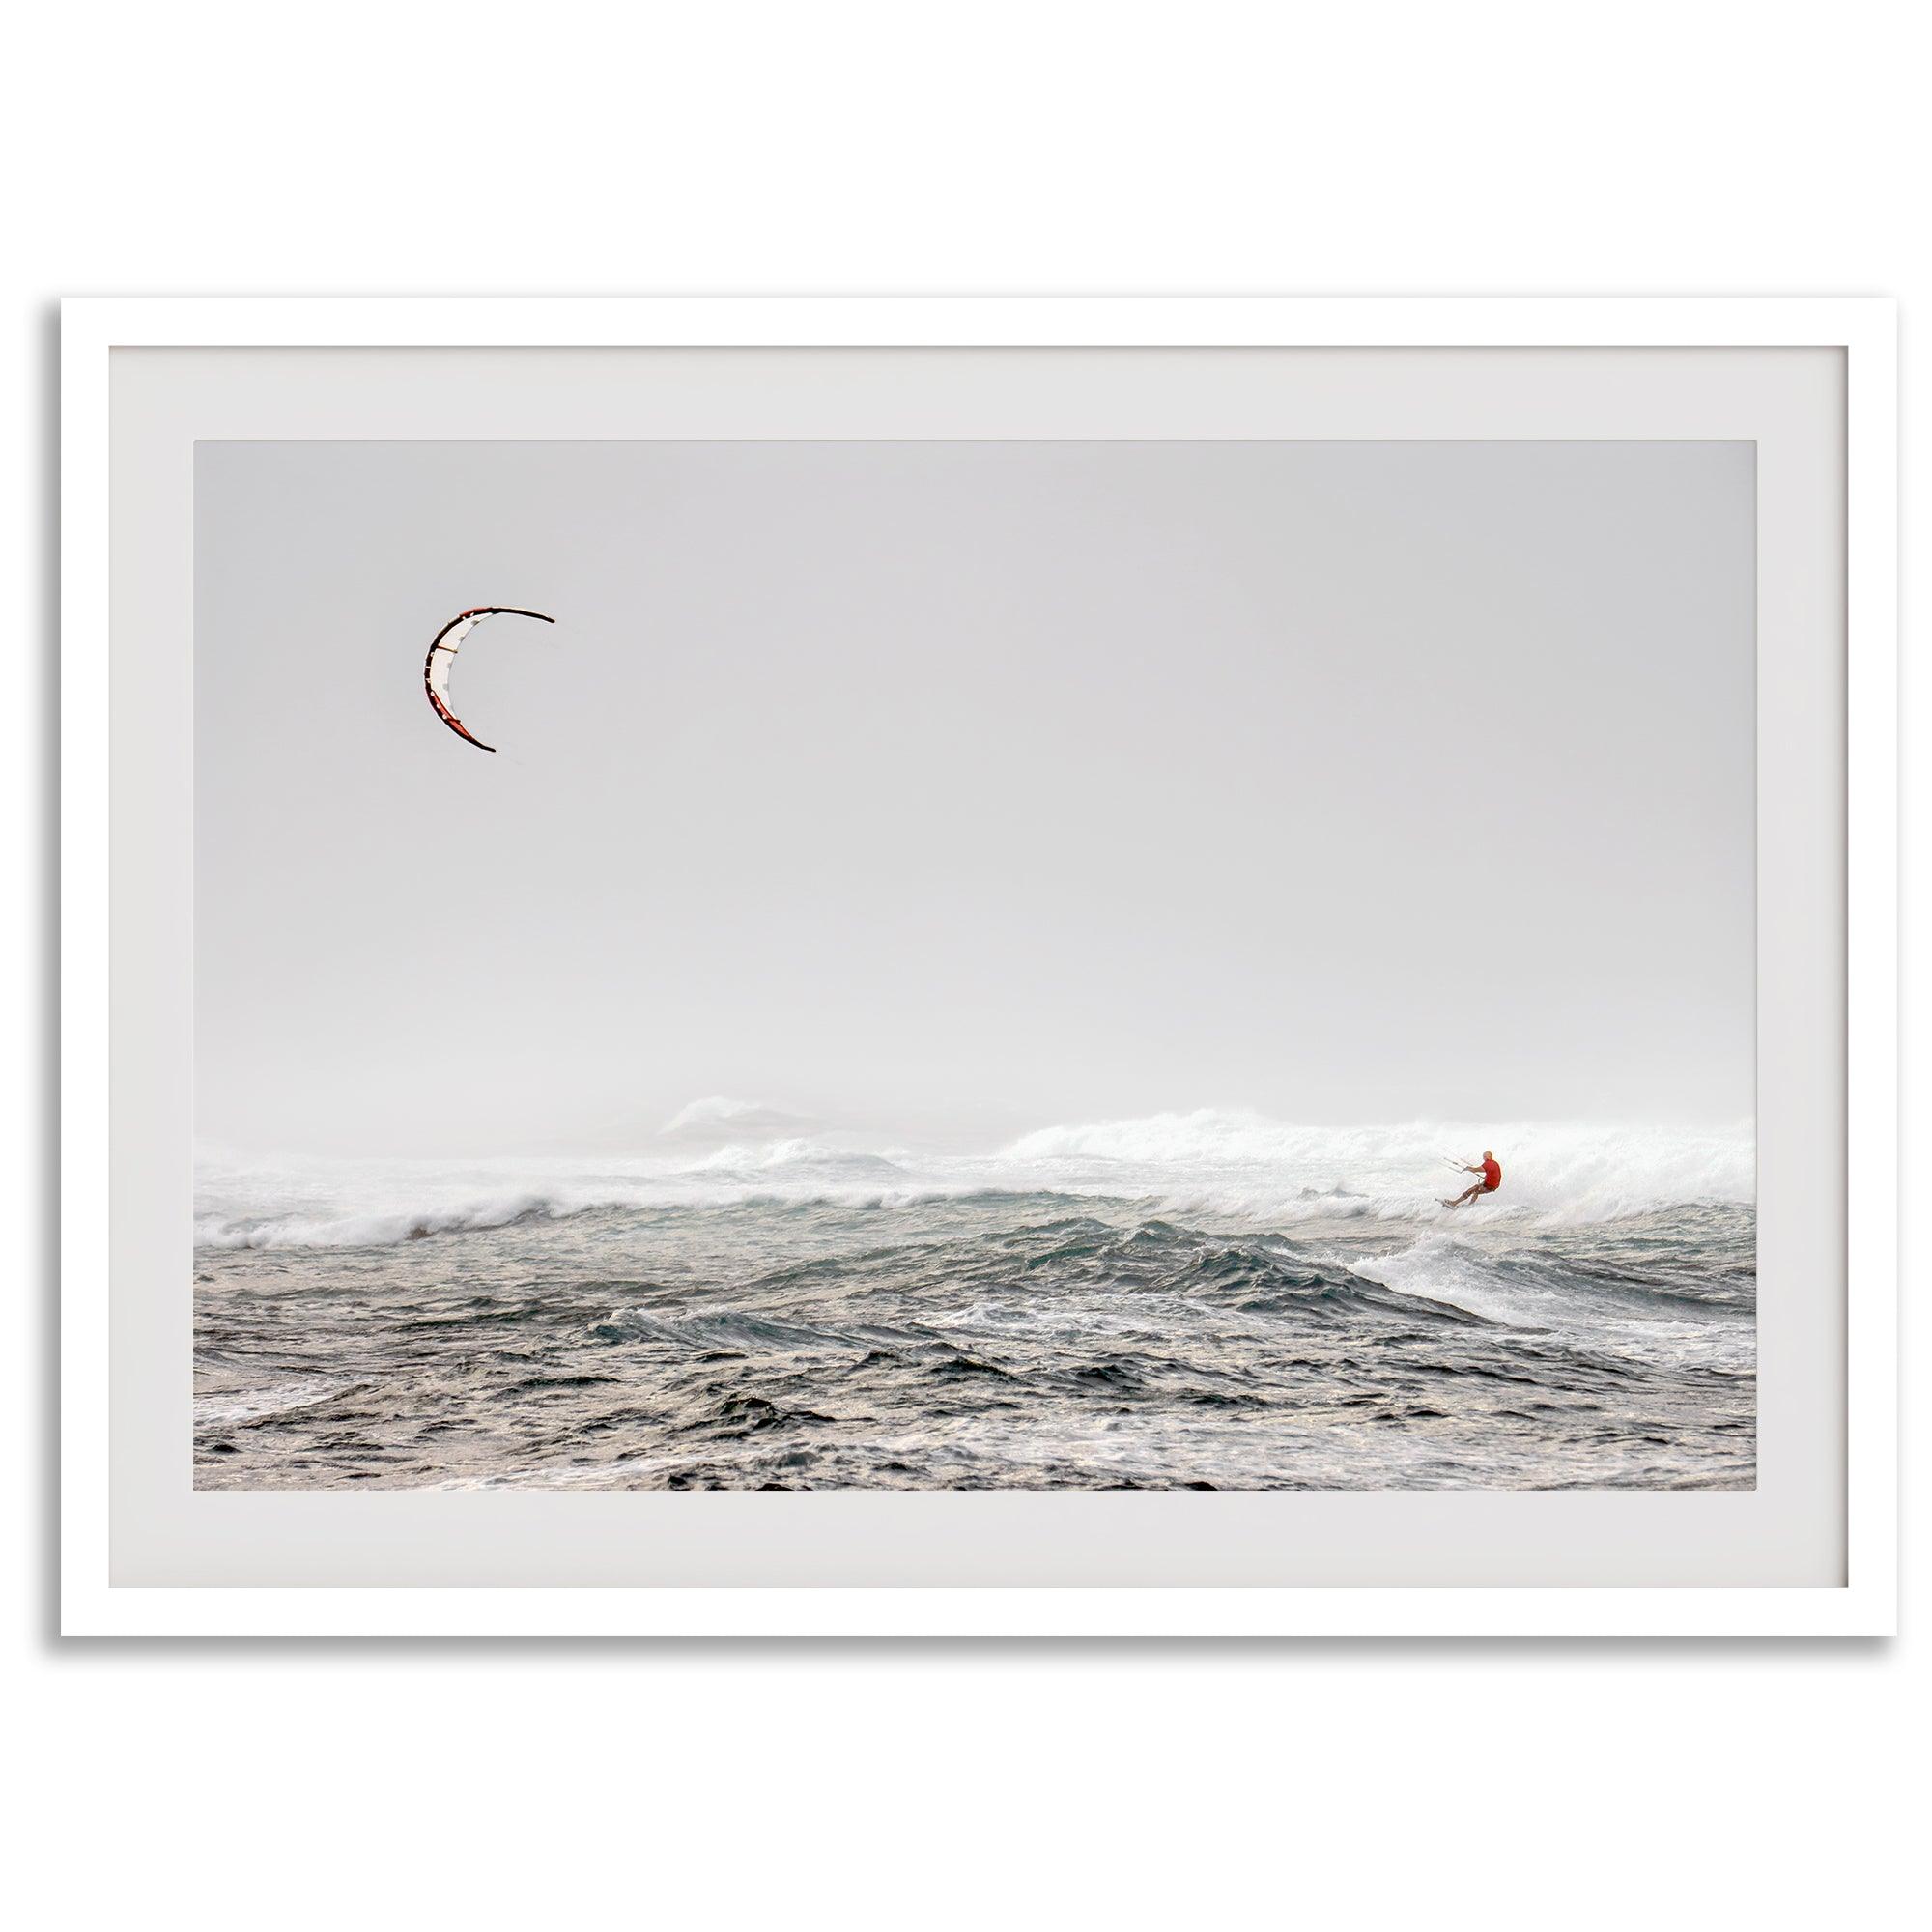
[{"xmin": 193, "ymin": 1113, "xmax": 1755, "ymax": 1490}]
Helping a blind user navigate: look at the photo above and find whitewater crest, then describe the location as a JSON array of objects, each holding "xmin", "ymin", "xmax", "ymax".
[
  {"xmin": 1001, "ymin": 1110, "xmax": 1752, "ymax": 1226},
  {"xmin": 193, "ymin": 1108, "xmax": 1752, "ymax": 1254}
]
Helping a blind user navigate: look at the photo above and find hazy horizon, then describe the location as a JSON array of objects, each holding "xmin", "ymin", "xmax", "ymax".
[{"xmin": 196, "ymin": 439, "xmax": 1754, "ymax": 1159}]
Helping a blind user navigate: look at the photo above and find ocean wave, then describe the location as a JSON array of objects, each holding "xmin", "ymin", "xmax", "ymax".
[
  {"xmin": 589, "ymin": 1305, "xmax": 867, "ymax": 1351},
  {"xmin": 687, "ymin": 1137, "xmax": 908, "ymax": 1178},
  {"xmin": 194, "ymin": 1192, "xmax": 579, "ymax": 1250},
  {"xmin": 1003, "ymin": 1111, "xmax": 1752, "ymax": 1226},
  {"xmin": 192, "ymin": 1378, "xmax": 364, "ymax": 1426},
  {"xmin": 193, "ymin": 1111, "xmax": 1753, "ymax": 1252},
  {"xmin": 1349, "ymin": 1219, "xmax": 1754, "ymax": 1337}
]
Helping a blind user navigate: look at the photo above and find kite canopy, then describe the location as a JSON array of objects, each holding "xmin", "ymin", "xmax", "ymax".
[{"xmin": 423, "ymin": 605, "xmax": 555, "ymax": 753}]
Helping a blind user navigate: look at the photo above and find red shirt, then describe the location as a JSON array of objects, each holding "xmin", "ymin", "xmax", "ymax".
[{"xmin": 1481, "ymin": 1157, "xmax": 1502, "ymax": 1190}]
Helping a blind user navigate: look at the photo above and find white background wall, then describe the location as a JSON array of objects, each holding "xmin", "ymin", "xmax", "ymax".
[{"xmin": 5, "ymin": 4, "xmax": 1920, "ymax": 1925}]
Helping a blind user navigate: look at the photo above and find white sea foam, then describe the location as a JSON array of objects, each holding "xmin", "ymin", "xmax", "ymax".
[
  {"xmin": 193, "ymin": 1110, "xmax": 1752, "ymax": 1251},
  {"xmin": 992, "ymin": 1111, "xmax": 1751, "ymax": 1231},
  {"xmin": 191, "ymin": 1378, "xmax": 358, "ymax": 1426}
]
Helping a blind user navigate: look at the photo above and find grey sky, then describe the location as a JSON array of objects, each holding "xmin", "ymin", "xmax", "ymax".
[{"xmin": 195, "ymin": 440, "xmax": 1753, "ymax": 1155}]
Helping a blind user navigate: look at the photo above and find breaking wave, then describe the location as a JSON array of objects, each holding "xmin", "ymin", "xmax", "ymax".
[
  {"xmin": 194, "ymin": 1110, "xmax": 1752, "ymax": 1252},
  {"xmin": 1003, "ymin": 1111, "xmax": 1752, "ymax": 1226}
]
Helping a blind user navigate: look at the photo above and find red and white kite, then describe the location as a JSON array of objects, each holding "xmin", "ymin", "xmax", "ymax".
[{"xmin": 423, "ymin": 606, "xmax": 555, "ymax": 753}]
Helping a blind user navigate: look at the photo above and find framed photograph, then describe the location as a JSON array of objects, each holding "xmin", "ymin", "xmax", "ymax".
[{"xmin": 61, "ymin": 298, "xmax": 1896, "ymax": 1636}]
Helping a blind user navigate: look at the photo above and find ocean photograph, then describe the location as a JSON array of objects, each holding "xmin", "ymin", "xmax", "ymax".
[{"xmin": 194, "ymin": 437, "xmax": 1756, "ymax": 1492}]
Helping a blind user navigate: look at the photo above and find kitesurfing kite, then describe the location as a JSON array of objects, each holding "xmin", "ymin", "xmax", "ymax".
[{"xmin": 422, "ymin": 605, "xmax": 555, "ymax": 753}]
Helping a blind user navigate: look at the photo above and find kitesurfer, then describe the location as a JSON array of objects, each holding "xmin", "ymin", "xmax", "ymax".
[{"xmin": 1442, "ymin": 1151, "xmax": 1502, "ymax": 1208}]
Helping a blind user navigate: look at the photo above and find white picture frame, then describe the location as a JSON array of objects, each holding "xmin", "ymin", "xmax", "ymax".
[{"xmin": 61, "ymin": 297, "xmax": 1898, "ymax": 1637}]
